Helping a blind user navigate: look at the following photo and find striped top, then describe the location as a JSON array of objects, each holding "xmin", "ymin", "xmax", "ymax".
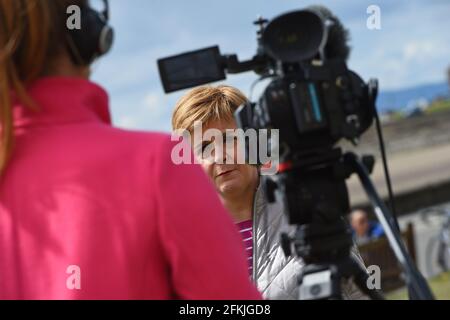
[{"xmin": 236, "ymin": 220, "xmax": 253, "ymax": 276}]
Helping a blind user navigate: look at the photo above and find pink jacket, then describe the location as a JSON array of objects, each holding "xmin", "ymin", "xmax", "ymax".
[{"xmin": 0, "ymin": 77, "xmax": 262, "ymax": 300}]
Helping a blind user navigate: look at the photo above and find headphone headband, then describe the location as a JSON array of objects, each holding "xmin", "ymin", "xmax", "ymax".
[
  {"xmin": 101, "ymin": 0, "xmax": 110, "ymax": 21},
  {"xmin": 67, "ymin": 0, "xmax": 114, "ymax": 66}
]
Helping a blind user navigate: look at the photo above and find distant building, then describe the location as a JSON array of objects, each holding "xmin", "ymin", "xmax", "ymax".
[
  {"xmin": 405, "ymin": 98, "xmax": 429, "ymax": 117},
  {"xmin": 382, "ymin": 110, "xmax": 404, "ymax": 123},
  {"xmin": 447, "ymin": 66, "xmax": 450, "ymax": 92}
]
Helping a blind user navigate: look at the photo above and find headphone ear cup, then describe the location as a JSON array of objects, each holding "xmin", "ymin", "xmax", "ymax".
[
  {"xmin": 99, "ymin": 24, "xmax": 114, "ymax": 55},
  {"xmin": 67, "ymin": 7, "xmax": 114, "ymax": 65}
]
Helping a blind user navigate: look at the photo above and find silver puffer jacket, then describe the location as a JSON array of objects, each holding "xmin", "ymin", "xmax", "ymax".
[{"xmin": 251, "ymin": 185, "xmax": 368, "ymax": 300}]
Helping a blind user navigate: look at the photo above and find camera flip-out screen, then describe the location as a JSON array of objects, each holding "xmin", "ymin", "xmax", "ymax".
[{"xmin": 158, "ymin": 46, "xmax": 226, "ymax": 93}]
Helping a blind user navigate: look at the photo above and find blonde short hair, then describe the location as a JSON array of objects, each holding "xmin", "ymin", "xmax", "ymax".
[{"xmin": 172, "ymin": 85, "xmax": 248, "ymax": 132}]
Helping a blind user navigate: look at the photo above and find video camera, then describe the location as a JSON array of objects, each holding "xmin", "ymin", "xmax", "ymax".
[
  {"xmin": 158, "ymin": 7, "xmax": 376, "ymax": 156},
  {"xmin": 158, "ymin": 6, "xmax": 434, "ymax": 300}
]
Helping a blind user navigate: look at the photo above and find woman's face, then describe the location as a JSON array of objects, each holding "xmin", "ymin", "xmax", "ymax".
[{"xmin": 192, "ymin": 119, "xmax": 258, "ymax": 197}]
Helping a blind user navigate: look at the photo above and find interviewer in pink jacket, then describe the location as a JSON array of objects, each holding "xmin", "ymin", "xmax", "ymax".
[{"xmin": 0, "ymin": 0, "xmax": 261, "ymax": 300}]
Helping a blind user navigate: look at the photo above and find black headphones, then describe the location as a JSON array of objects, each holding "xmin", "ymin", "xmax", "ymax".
[{"xmin": 67, "ymin": 0, "xmax": 114, "ymax": 66}]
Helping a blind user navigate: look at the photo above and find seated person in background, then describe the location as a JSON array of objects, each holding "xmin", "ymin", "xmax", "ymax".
[
  {"xmin": 172, "ymin": 85, "xmax": 368, "ymax": 300},
  {"xmin": 350, "ymin": 209, "xmax": 385, "ymax": 245}
]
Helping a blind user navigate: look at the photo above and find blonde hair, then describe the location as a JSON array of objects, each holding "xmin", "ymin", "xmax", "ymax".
[
  {"xmin": 172, "ymin": 85, "xmax": 248, "ymax": 132},
  {"xmin": 0, "ymin": 0, "xmax": 86, "ymax": 174}
]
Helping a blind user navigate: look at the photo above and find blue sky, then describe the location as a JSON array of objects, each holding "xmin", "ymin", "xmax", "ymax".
[{"xmin": 91, "ymin": 0, "xmax": 450, "ymax": 132}]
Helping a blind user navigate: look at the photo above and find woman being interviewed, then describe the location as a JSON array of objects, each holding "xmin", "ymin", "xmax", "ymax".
[
  {"xmin": 0, "ymin": 0, "xmax": 261, "ymax": 300},
  {"xmin": 172, "ymin": 85, "xmax": 368, "ymax": 300}
]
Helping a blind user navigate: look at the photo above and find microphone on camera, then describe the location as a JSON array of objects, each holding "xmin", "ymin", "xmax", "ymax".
[{"xmin": 308, "ymin": 5, "xmax": 351, "ymax": 61}]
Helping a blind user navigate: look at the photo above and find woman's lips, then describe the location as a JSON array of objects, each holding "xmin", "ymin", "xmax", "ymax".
[{"xmin": 216, "ymin": 169, "xmax": 236, "ymax": 178}]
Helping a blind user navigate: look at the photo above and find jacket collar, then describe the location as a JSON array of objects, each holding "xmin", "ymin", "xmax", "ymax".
[
  {"xmin": 13, "ymin": 77, "xmax": 111, "ymax": 132},
  {"xmin": 253, "ymin": 182, "xmax": 267, "ymax": 220}
]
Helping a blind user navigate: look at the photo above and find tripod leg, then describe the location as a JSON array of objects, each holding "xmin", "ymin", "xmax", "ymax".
[{"xmin": 346, "ymin": 258, "xmax": 385, "ymax": 300}]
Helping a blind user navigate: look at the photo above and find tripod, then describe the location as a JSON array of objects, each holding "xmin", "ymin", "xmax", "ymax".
[{"xmin": 263, "ymin": 148, "xmax": 434, "ymax": 300}]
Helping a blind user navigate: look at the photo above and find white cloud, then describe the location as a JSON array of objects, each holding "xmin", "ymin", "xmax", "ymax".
[
  {"xmin": 116, "ymin": 115, "xmax": 138, "ymax": 130},
  {"xmin": 109, "ymin": 89, "xmax": 175, "ymax": 132},
  {"xmin": 401, "ymin": 39, "xmax": 450, "ymax": 64},
  {"xmin": 143, "ymin": 92, "xmax": 161, "ymax": 113}
]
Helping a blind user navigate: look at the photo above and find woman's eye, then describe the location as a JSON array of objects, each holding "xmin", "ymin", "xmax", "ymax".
[{"xmin": 201, "ymin": 142, "xmax": 212, "ymax": 152}]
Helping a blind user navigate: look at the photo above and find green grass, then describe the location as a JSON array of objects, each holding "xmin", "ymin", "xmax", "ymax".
[
  {"xmin": 389, "ymin": 111, "xmax": 406, "ymax": 121},
  {"xmin": 425, "ymin": 99, "xmax": 450, "ymax": 114},
  {"xmin": 387, "ymin": 272, "xmax": 450, "ymax": 300}
]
